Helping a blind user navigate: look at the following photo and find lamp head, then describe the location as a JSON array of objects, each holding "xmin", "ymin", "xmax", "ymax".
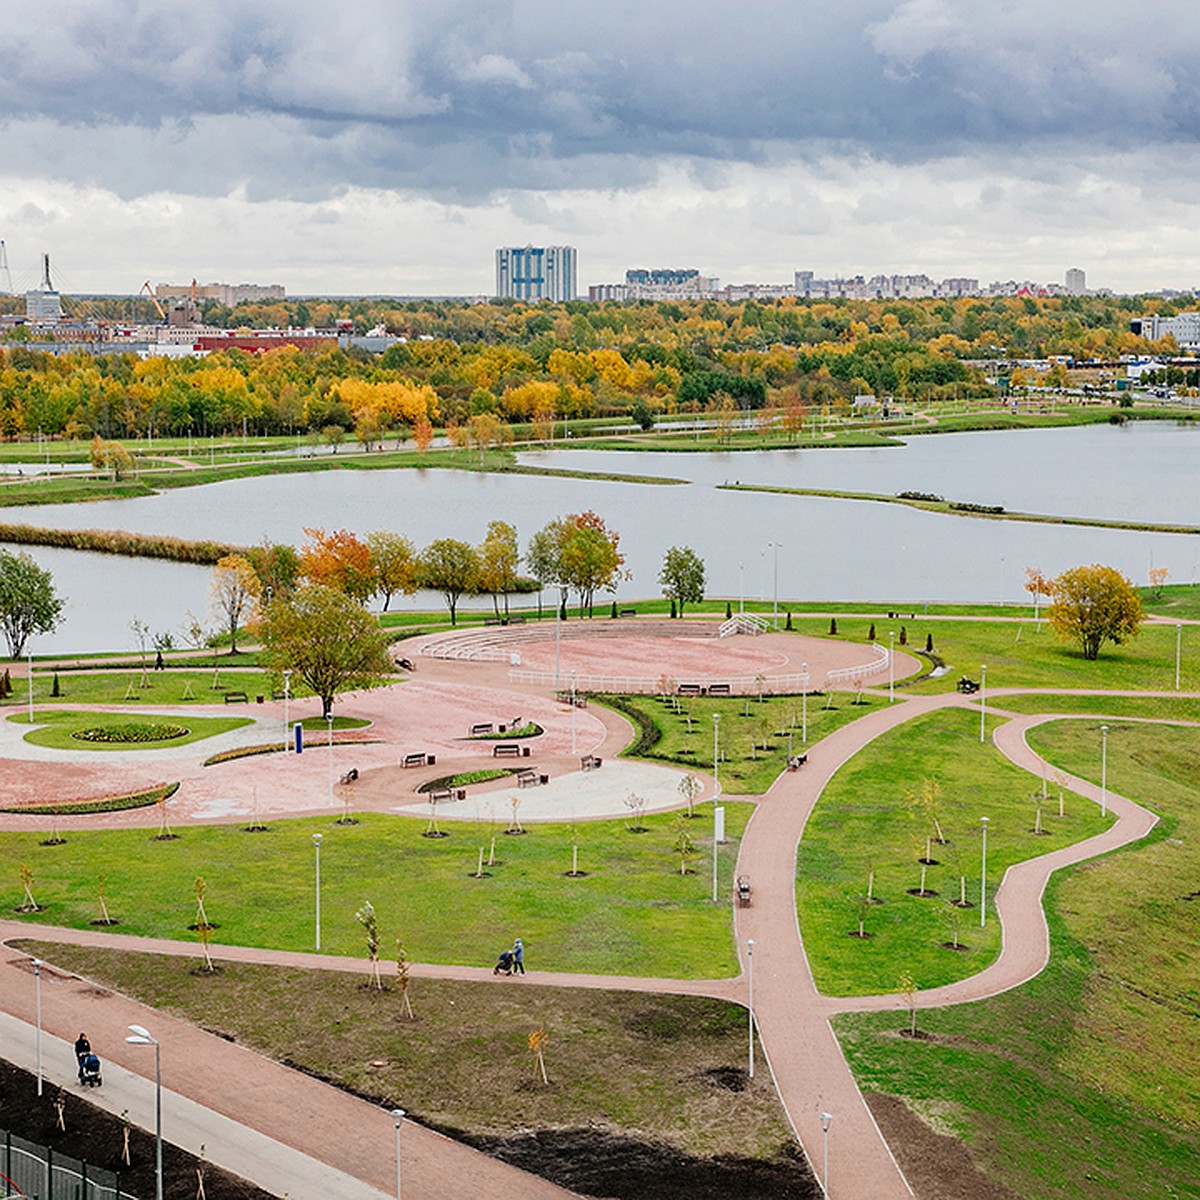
[
  {"xmin": 312, "ymin": 832, "xmax": 323, "ymax": 846},
  {"xmin": 127, "ymin": 1023, "xmax": 151, "ymax": 1039},
  {"xmin": 392, "ymin": 1108, "xmax": 405, "ymax": 1127},
  {"xmin": 820, "ymin": 1111, "xmax": 833, "ymax": 1132}
]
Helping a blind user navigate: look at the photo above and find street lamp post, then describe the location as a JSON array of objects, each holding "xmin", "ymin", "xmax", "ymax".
[
  {"xmin": 27, "ymin": 647, "xmax": 33, "ymax": 724},
  {"xmin": 33, "ymin": 958, "xmax": 42, "ymax": 1097},
  {"xmin": 820, "ymin": 1111, "xmax": 833, "ymax": 1197},
  {"xmin": 391, "ymin": 1108, "xmax": 405, "ymax": 1199},
  {"xmin": 125, "ymin": 1025, "xmax": 162, "ymax": 1200},
  {"xmin": 979, "ymin": 816, "xmax": 989, "ymax": 929},
  {"xmin": 554, "ymin": 588, "xmax": 563, "ymax": 692},
  {"xmin": 570, "ymin": 669, "xmax": 577, "ymax": 755},
  {"xmin": 312, "ymin": 833, "xmax": 323, "ymax": 951},
  {"xmin": 888, "ymin": 631, "xmax": 895, "ymax": 703},
  {"xmin": 712, "ymin": 714, "xmax": 721, "ymax": 903},
  {"xmin": 979, "ymin": 665, "xmax": 988, "ymax": 743},
  {"xmin": 282, "ymin": 670, "xmax": 292, "ymax": 752},
  {"xmin": 766, "ymin": 541, "xmax": 781, "ymax": 629},
  {"xmin": 739, "ymin": 561, "xmax": 745, "ymax": 616},
  {"xmin": 1176, "ymin": 624, "xmax": 1182, "ymax": 691},
  {"xmin": 1100, "ymin": 725, "xmax": 1109, "ymax": 818},
  {"xmin": 746, "ymin": 939, "xmax": 755, "ymax": 1079},
  {"xmin": 802, "ymin": 663, "xmax": 808, "ymax": 743}
]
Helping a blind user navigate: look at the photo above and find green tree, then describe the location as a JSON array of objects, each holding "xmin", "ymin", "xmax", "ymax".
[
  {"xmin": 0, "ymin": 549, "xmax": 65, "ymax": 659},
  {"xmin": 367, "ymin": 530, "xmax": 418, "ymax": 612},
  {"xmin": 558, "ymin": 511, "xmax": 626, "ymax": 618},
  {"xmin": 208, "ymin": 554, "xmax": 261, "ymax": 654},
  {"xmin": 259, "ymin": 584, "xmax": 392, "ymax": 717},
  {"xmin": 477, "ymin": 521, "xmax": 520, "ymax": 619},
  {"xmin": 658, "ymin": 546, "xmax": 705, "ymax": 616},
  {"xmin": 245, "ymin": 540, "xmax": 300, "ymax": 603},
  {"xmin": 526, "ymin": 519, "xmax": 569, "ymax": 619},
  {"xmin": 1046, "ymin": 564, "xmax": 1144, "ymax": 660},
  {"xmin": 418, "ymin": 538, "xmax": 480, "ymax": 625}
]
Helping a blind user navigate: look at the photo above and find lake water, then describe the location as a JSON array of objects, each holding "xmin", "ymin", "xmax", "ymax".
[{"xmin": 8, "ymin": 422, "xmax": 1200, "ymax": 654}]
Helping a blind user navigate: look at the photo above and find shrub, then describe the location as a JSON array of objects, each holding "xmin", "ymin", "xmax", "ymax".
[{"xmin": 71, "ymin": 722, "xmax": 188, "ymax": 744}]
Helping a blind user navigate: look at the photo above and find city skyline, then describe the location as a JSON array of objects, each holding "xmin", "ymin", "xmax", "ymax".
[{"xmin": 0, "ymin": 2, "xmax": 1196, "ymax": 295}]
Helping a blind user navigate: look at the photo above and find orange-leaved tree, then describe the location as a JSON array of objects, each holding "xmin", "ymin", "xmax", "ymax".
[
  {"xmin": 208, "ymin": 554, "xmax": 261, "ymax": 654},
  {"xmin": 299, "ymin": 528, "xmax": 374, "ymax": 603}
]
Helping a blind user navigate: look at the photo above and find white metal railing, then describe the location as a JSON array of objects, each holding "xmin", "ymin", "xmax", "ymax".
[
  {"xmin": 824, "ymin": 643, "xmax": 890, "ymax": 687},
  {"xmin": 718, "ymin": 613, "xmax": 770, "ymax": 637},
  {"xmin": 507, "ymin": 669, "xmax": 811, "ymax": 695}
]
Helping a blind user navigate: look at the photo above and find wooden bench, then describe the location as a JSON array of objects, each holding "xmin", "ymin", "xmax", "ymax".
[
  {"xmin": 428, "ymin": 787, "xmax": 454, "ymax": 804},
  {"xmin": 677, "ymin": 683, "xmax": 703, "ymax": 696},
  {"xmin": 508, "ymin": 615, "xmax": 526, "ymax": 625},
  {"xmin": 581, "ymin": 755, "xmax": 602, "ymax": 771},
  {"xmin": 957, "ymin": 676, "xmax": 980, "ymax": 695},
  {"xmin": 224, "ymin": 691, "xmax": 249, "ymax": 704},
  {"xmin": 736, "ymin": 875, "xmax": 752, "ymax": 907},
  {"xmin": 708, "ymin": 683, "xmax": 731, "ymax": 696},
  {"xmin": 339, "ymin": 768, "xmax": 359, "ymax": 785},
  {"xmin": 402, "ymin": 752, "xmax": 435, "ymax": 768},
  {"xmin": 619, "ymin": 608, "xmax": 637, "ymax": 617},
  {"xmin": 786, "ymin": 753, "xmax": 808, "ymax": 771},
  {"xmin": 517, "ymin": 769, "xmax": 549, "ymax": 788},
  {"xmin": 271, "ymin": 689, "xmax": 288, "ymax": 700},
  {"xmin": 493, "ymin": 743, "xmax": 527, "ymax": 759},
  {"xmin": 470, "ymin": 723, "xmax": 494, "ymax": 736}
]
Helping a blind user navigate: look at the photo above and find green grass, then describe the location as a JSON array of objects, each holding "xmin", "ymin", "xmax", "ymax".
[
  {"xmin": 2, "ymin": 808, "xmax": 751, "ymax": 978},
  {"xmin": 796, "ymin": 708, "xmax": 1113, "ymax": 996},
  {"xmin": 1140, "ymin": 582, "xmax": 1200, "ymax": 621},
  {"xmin": 9, "ymin": 709, "xmax": 253, "ymax": 751},
  {"xmin": 600, "ymin": 690, "xmax": 889, "ymax": 794},
  {"xmin": 831, "ymin": 720, "xmax": 1200, "ymax": 1200},
  {"xmin": 15, "ymin": 944, "xmax": 794, "ymax": 1169},
  {"xmin": 995, "ymin": 693, "xmax": 1200, "ymax": 721},
  {"xmin": 6, "ymin": 667, "xmax": 284, "ymax": 707},
  {"xmin": 1025, "ymin": 719, "xmax": 1199, "ymax": 1130},
  {"xmin": 297, "ymin": 715, "xmax": 371, "ymax": 732}
]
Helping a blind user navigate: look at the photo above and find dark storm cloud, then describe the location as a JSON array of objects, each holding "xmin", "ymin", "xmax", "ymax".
[{"xmin": 0, "ymin": 0, "xmax": 1195, "ymax": 201}]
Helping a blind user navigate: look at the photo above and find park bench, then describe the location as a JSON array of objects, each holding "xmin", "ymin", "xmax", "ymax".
[
  {"xmin": 508, "ymin": 615, "xmax": 526, "ymax": 624},
  {"xmin": 786, "ymin": 754, "xmax": 808, "ymax": 771},
  {"xmin": 429, "ymin": 787, "xmax": 455, "ymax": 804},
  {"xmin": 470, "ymin": 723, "xmax": 494, "ymax": 736},
  {"xmin": 956, "ymin": 676, "xmax": 980, "ymax": 694},
  {"xmin": 395, "ymin": 657, "xmax": 415, "ymax": 672},
  {"xmin": 677, "ymin": 683, "xmax": 703, "ymax": 696},
  {"xmin": 223, "ymin": 691, "xmax": 249, "ymax": 704},
  {"xmin": 484, "ymin": 617, "xmax": 503, "ymax": 626},
  {"xmin": 736, "ymin": 875, "xmax": 752, "ymax": 907},
  {"xmin": 402, "ymin": 752, "xmax": 435, "ymax": 768},
  {"xmin": 580, "ymin": 755, "xmax": 602, "ymax": 771},
  {"xmin": 517, "ymin": 769, "xmax": 549, "ymax": 788},
  {"xmin": 339, "ymin": 768, "xmax": 359, "ymax": 785},
  {"xmin": 493, "ymin": 743, "xmax": 528, "ymax": 758},
  {"xmin": 271, "ymin": 689, "xmax": 287, "ymax": 700},
  {"xmin": 708, "ymin": 683, "xmax": 731, "ymax": 696},
  {"xmin": 619, "ymin": 608, "xmax": 637, "ymax": 617}
]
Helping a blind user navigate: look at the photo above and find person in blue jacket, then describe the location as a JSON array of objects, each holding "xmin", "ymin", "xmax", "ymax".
[{"xmin": 512, "ymin": 938, "xmax": 525, "ymax": 975}]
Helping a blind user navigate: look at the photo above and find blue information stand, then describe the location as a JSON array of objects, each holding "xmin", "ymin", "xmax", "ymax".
[{"xmin": 294, "ymin": 722, "xmax": 303, "ymax": 754}]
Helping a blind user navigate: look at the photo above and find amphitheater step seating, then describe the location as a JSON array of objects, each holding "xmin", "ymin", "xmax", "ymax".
[{"xmin": 415, "ymin": 619, "xmax": 719, "ymax": 662}]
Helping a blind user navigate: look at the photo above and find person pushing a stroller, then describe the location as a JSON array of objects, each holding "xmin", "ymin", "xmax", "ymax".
[
  {"xmin": 73, "ymin": 1033, "xmax": 102, "ymax": 1086},
  {"xmin": 493, "ymin": 948, "xmax": 515, "ymax": 975},
  {"xmin": 492, "ymin": 938, "xmax": 525, "ymax": 976}
]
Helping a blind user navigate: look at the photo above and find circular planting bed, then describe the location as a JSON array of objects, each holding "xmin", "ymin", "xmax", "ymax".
[{"xmin": 72, "ymin": 722, "xmax": 189, "ymax": 744}]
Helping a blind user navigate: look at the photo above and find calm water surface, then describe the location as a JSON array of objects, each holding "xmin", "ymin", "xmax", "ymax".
[{"xmin": 10, "ymin": 423, "xmax": 1199, "ymax": 654}]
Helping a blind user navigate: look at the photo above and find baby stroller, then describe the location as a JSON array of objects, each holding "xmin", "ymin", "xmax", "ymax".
[
  {"xmin": 493, "ymin": 949, "xmax": 514, "ymax": 976},
  {"xmin": 79, "ymin": 1053, "xmax": 102, "ymax": 1088}
]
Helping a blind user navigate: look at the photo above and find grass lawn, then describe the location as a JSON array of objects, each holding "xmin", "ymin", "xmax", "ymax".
[
  {"xmin": 17, "ymin": 944, "xmax": 797, "ymax": 1178},
  {"xmin": 3, "ymin": 808, "xmax": 752, "ymax": 978},
  {"xmin": 1140, "ymin": 582, "xmax": 1200, "ymax": 621},
  {"xmin": 296, "ymin": 715, "xmax": 371, "ymax": 732},
  {"xmin": 1025, "ymin": 719, "xmax": 1199, "ymax": 1130},
  {"xmin": 9, "ymin": 709, "xmax": 253, "ymax": 751},
  {"xmin": 832, "ymin": 719, "xmax": 1200, "ymax": 1200},
  {"xmin": 7, "ymin": 668, "xmax": 284, "ymax": 708},
  {"xmin": 796, "ymin": 708, "xmax": 1113, "ymax": 996},
  {"xmin": 995, "ymin": 693, "xmax": 1200, "ymax": 721},
  {"xmin": 602, "ymin": 690, "xmax": 888, "ymax": 795}
]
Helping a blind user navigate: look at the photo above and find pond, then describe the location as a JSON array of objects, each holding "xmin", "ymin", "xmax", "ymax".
[{"xmin": 7, "ymin": 423, "xmax": 1199, "ymax": 654}]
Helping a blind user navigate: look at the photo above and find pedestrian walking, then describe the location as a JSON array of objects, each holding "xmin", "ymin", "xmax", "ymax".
[
  {"xmin": 512, "ymin": 937, "xmax": 525, "ymax": 975},
  {"xmin": 73, "ymin": 1033, "xmax": 91, "ymax": 1081}
]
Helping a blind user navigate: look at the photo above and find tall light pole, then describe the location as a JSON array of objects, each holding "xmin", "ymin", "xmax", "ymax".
[
  {"xmin": 820, "ymin": 1111, "xmax": 832, "ymax": 1197},
  {"xmin": 554, "ymin": 587, "xmax": 563, "ymax": 692},
  {"xmin": 888, "ymin": 631, "xmax": 895, "ymax": 703},
  {"xmin": 746, "ymin": 939, "xmax": 755, "ymax": 1079},
  {"xmin": 1176, "ymin": 624, "xmax": 1182, "ymax": 691},
  {"xmin": 712, "ymin": 714, "xmax": 722, "ymax": 903},
  {"xmin": 712, "ymin": 713, "xmax": 721, "ymax": 794},
  {"xmin": 27, "ymin": 646, "xmax": 33, "ymax": 724},
  {"xmin": 312, "ymin": 833, "xmax": 323, "ymax": 951},
  {"xmin": 282, "ymin": 670, "xmax": 292, "ymax": 752},
  {"xmin": 570, "ymin": 669, "xmax": 577, "ymax": 755},
  {"xmin": 979, "ymin": 664, "xmax": 988, "ymax": 743},
  {"xmin": 802, "ymin": 663, "xmax": 808, "ymax": 743},
  {"xmin": 766, "ymin": 541, "xmax": 781, "ymax": 629},
  {"xmin": 738, "ymin": 561, "xmax": 745, "ymax": 616},
  {"xmin": 32, "ymin": 958, "xmax": 42, "ymax": 1097},
  {"xmin": 126, "ymin": 1025, "xmax": 162, "ymax": 1200},
  {"xmin": 1100, "ymin": 725, "xmax": 1109, "ymax": 818},
  {"xmin": 391, "ymin": 1108, "xmax": 405, "ymax": 1199},
  {"xmin": 979, "ymin": 816, "xmax": 989, "ymax": 929}
]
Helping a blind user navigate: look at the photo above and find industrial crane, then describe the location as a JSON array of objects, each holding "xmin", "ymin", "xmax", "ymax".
[{"xmin": 139, "ymin": 280, "xmax": 167, "ymax": 321}]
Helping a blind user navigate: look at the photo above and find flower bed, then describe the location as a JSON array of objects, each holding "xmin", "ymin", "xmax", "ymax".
[
  {"xmin": 71, "ymin": 722, "xmax": 189, "ymax": 744},
  {"xmin": 417, "ymin": 769, "xmax": 513, "ymax": 794}
]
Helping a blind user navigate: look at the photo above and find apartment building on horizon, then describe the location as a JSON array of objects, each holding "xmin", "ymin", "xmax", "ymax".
[{"xmin": 495, "ymin": 245, "xmax": 577, "ymax": 302}]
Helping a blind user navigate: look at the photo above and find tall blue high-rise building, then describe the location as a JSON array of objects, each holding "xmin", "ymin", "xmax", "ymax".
[{"xmin": 495, "ymin": 245, "xmax": 577, "ymax": 302}]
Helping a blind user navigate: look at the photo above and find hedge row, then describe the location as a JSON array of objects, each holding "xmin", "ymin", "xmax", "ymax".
[
  {"xmin": 1, "ymin": 781, "xmax": 180, "ymax": 816},
  {"xmin": 0, "ymin": 522, "xmax": 247, "ymax": 565}
]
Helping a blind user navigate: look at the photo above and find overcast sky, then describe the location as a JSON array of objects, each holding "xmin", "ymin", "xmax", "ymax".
[{"xmin": 1, "ymin": 0, "xmax": 1195, "ymax": 295}]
